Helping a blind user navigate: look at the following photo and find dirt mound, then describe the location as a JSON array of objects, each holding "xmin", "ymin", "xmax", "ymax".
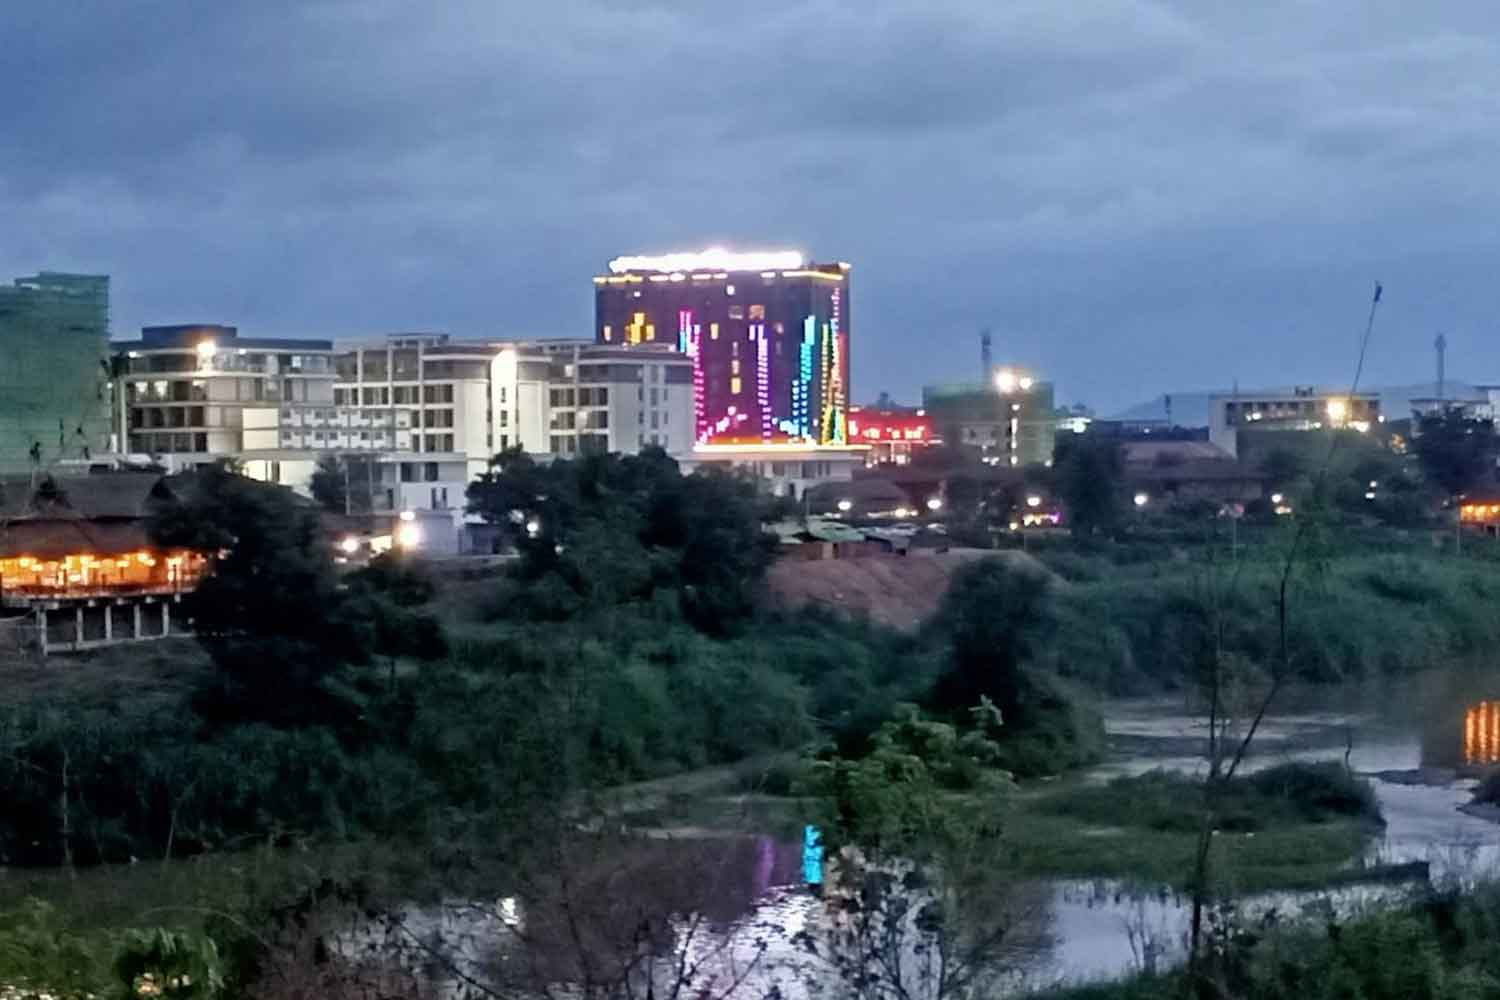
[{"xmin": 766, "ymin": 548, "xmax": 1041, "ymax": 631}]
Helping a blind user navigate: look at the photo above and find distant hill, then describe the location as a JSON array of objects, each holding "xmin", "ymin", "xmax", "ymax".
[{"xmin": 1107, "ymin": 392, "xmax": 1215, "ymax": 428}]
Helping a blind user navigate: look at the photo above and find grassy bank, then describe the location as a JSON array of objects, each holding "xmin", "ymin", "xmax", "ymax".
[
  {"xmin": 1039, "ymin": 883, "xmax": 1500, "ymax": 999},
  {"xmin": 1005, "ymin": 764, "xmax": 1385, "ymax": 892},
  {"xmin": 1037, "ymin": 547, "xmax": 1500, "ymax": 694}
]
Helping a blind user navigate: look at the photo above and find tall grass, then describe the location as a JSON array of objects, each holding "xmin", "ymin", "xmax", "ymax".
[{"xmin": 1047, "ymin": 550, "xmax": 1500, "ymax": 694}]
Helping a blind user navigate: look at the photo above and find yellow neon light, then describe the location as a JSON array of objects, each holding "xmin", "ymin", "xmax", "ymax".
[{"xmin": 779, "ymin": 270, "xmax": 845, "ymax": 281}]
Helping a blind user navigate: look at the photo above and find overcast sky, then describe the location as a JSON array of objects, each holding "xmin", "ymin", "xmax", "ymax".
[{"xmin": 5, "ymin": 2, "xmax": 1499, "ymax": 412}]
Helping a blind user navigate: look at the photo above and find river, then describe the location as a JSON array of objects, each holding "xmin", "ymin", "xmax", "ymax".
[{"xmin": 380, "ymin": 673, "xmax": 1500, "ymax": 997}]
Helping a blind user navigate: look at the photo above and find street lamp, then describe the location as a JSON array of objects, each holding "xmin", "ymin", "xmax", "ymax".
[
  {"xmin": 1133, "ymin": 492, "xmax": 1149, "ymax": 507},
  {"xmin": 994, "ymin": 370, "xmax": 1018, "ymax": 393},
  {"xmin": 1026, "ymin": 495, "xmax": 1042, "ymax": 508},
  {"xmin": 926, "ymin": 497, "xmax": 943, "ymax": 512},
  {"xmin": 837, "ymin": 498, "xmax": 853, "ymax": 513},
  {"xmin": 1271, "ymin": 492, "xmax": 1284, "ymax": 504}
]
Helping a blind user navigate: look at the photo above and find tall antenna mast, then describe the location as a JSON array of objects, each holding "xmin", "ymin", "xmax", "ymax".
[
  {"xmin": 980, "ymin": 329, "xmax": 992, "ymax": 381},
  {"xmin": 1435, "ymin": 332, "xmax": 1447, "ymax": 403}
]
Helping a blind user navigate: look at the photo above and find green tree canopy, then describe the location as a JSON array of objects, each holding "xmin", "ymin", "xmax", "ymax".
[
  {"xmin": 308, "ymin": 453, "xmax": 377, "ymax": 515},
  {"xmin": 466, "ymin": 446, "xmax": 776, "ymax": 634},
  {"xmin": 1054, "ymin": 434, "xmax": 1124, "ymax": 538},
  {"xmin": 1412, "ymin": 406, "xmax": 1498, "ymax": 498},
  {"xmin": 151, "ymin": 466, "xmax": 373, "ymax": 724},
  {"xmin": 928, "ymin": 558, "xmax": 1056, "ymax": 724}
]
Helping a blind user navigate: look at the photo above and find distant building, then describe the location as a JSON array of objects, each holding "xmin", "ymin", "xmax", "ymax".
[
  {"xmin": 678, "ymin": 443, "xmax": 865, "ymax": 499},
  {"xmin": 848, "ymin": 404, "xmax": 938, "ymax": 466},
  {"xmin": 593, "ymin": 249, "xmax": 852, "ymax": 447},
  {"xmin": 332, "ymin": 335, "xmax": 695, "ymax": 468},
  {"xmin": 110, "ymin": 325, "xmax": 469, "ymax": 518},
  {"xmin": 1208, "ymin": 386, "xmax": 1380, "ymax": 457},
  {"xmin": 0, "ymin": 272, "xmax": 112, "ymax": 475},
  {"xmin": 923, "ymin": 367, "xmax": 1056, "ymax": 467}
]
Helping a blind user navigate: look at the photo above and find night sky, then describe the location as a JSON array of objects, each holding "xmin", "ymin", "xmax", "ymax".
[{"xmin": 5, "ymin": 2, "xmax": 1499, "ymax": 413}]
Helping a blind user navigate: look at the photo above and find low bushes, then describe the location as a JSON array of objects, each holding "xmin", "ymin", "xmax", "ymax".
[
  {"xmin": 1050, "ymin": 550, "xmax": 1500, "ymax": 694},
  {"xmin": 1041, "ymin": 762, "xmax": 1382, "ymax": 834}
]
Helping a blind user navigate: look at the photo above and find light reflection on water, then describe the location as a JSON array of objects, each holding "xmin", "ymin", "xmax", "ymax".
[{"xmin": 375, "ymin": 680, "xmax": 1500, "ymax": 996}]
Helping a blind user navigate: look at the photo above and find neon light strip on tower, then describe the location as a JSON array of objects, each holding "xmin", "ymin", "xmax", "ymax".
[
  {"xmin": 678, "ymin": 310, "xmax": 692, "ymax": 353},
  {"xmin": 689, "ymin": 324, "xmax": 707, "ymax": 443},
  {"xmin": 829, "ymin": 288, "xmax": 846, "ymax": 444},
  {"xmin": 754, "ymin": 323, "xmax": 771, "ymax": 441},
  {"xmin": 608, "ymin": 247, "xmax": 805, "ymax": 274},
  {"xmin": 828, "ymin": 325, "xmax": 840, "ymax": 440},
  {"xmin": 798, "ymin": 315, "xmax": 815, "ymax": 439}
]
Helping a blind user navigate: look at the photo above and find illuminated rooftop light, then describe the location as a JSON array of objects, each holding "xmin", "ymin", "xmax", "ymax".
[
  {"xmin": 195, "ymin": 339, "xmax": 217, "ymax": 358},
  {"xmin": 1019, "ymin": 376, "xmax": 1035, "ymax": 391},
  {"xmin": 608, "ymin": 247, "xmax": 805, "ymax": 274},
  {"xmin": 1326, "ymin": 398, "xmax": 1349, "ymax": 423},
  {"xmin": 994, "ymin": 370, "xmax": 1018, "ymax": 393}
]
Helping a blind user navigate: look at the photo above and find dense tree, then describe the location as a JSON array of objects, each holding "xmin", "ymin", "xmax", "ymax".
[
  {"xmin": 1259, "ymin": 447, "xmax": 1306, "ymax": 488},
  {"xmin": 1054, "ymin": 434, "xmax": 1124, "ymax": 537},
  {"xmin": 929, "ymin": 558, "xmax": 1056, "ymax": 723},
  {"xmin": 467, "ymin": 446, "xmax": 775, "ymax": 633},
  {"xmin": 1412, "ymin": 406, "xmax": 1498, "ymax": 499},
  {"xmin": 151, "ymin": 466, "xmax": 374, "ymax": 724},
  {"xmin": 308, "ymin": 453, "xmax": 377, "ymax": 515}
]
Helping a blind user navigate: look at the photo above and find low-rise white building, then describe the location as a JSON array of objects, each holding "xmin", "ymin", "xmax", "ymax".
[{"xmin": 678, "ymin": 443, "xmax": 867, "ymax": 497}]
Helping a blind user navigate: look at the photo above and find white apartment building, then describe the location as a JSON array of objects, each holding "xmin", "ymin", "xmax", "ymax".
[
  {"xmin": 111, "ymin": 324, "xmax": 469, "ymax": 515},
  {"xmin": 332, "ymin": 335, "xmax": 694, "ymax": 468}
]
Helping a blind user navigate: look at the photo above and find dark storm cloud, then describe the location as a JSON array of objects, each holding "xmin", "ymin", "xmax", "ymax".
[{"xmin": 5, "ymin": 1, "xmax": 1500, "ymax": 409}]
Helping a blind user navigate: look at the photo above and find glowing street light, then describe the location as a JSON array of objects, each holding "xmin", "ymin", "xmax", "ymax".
[
  {"xmin": 525, "ymin": 518, "xmax": 541, "ymax": 538},
  {"xmin": 1019, "ymin": 376, "xmax": 1034, "ymax": 391},
  {"xmin": 836, "ymin": 498, "xmax": 853, "ymax": 513},
  {"xmin": 926, "ymin": 497, "xmax": 943, "ymax": 512},
  {"xmin": 338, "ymin": 536, "xmax": 360, "ymax": 555},
  {"xmin": 1271, "ymin": 492, "xmax": 1284, "ymax": 504},
  {"xmin": 1133, "ymin": 492, "xmax": 1149, "ymax": 507},
  {"xmin": 994, "ymin": 369, "xmax": 1018, "ymax": 393},
  {"xmin": 396, "ymin": 521, "xmax": 422, "ymax": 550},
  {"xmin": 1026, "ymin": 495, "xmax": 1042, "ymax": 508},
  {"xmin": 1326, "ymin": 398, "xmax": 1349, "ymax": 424}
]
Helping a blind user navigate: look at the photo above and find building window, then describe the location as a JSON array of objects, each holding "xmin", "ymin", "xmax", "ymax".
[
  {"xmin": 549, "ymin": 388, "xmax": 575, "ymax": 407},
  {"xmin": 422, "ymin": 384, "xmax": 454, "ymax": 404},
  {"xmin": 729, "ymin": 305, "xmax": 745, "ymax": 319},
  {"xmin": 731, "ymin": 377, "xmax": 742, "ymax": 394},
  {"xmin": 749, "ymin": 305, "xmax": 765, "ymax": 320},
  {"xmin": 499, "ymin": 410, "xmax": 509, "ymax": 427},
  {"xmin": 650, "ymin": 412, "xmax": 659, "ymax": 429}
]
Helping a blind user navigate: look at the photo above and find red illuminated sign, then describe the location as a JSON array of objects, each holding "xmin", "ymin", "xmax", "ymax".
[{"xmin": 847, "ymin": 408, "xmax": 936, "ymax": 444}]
